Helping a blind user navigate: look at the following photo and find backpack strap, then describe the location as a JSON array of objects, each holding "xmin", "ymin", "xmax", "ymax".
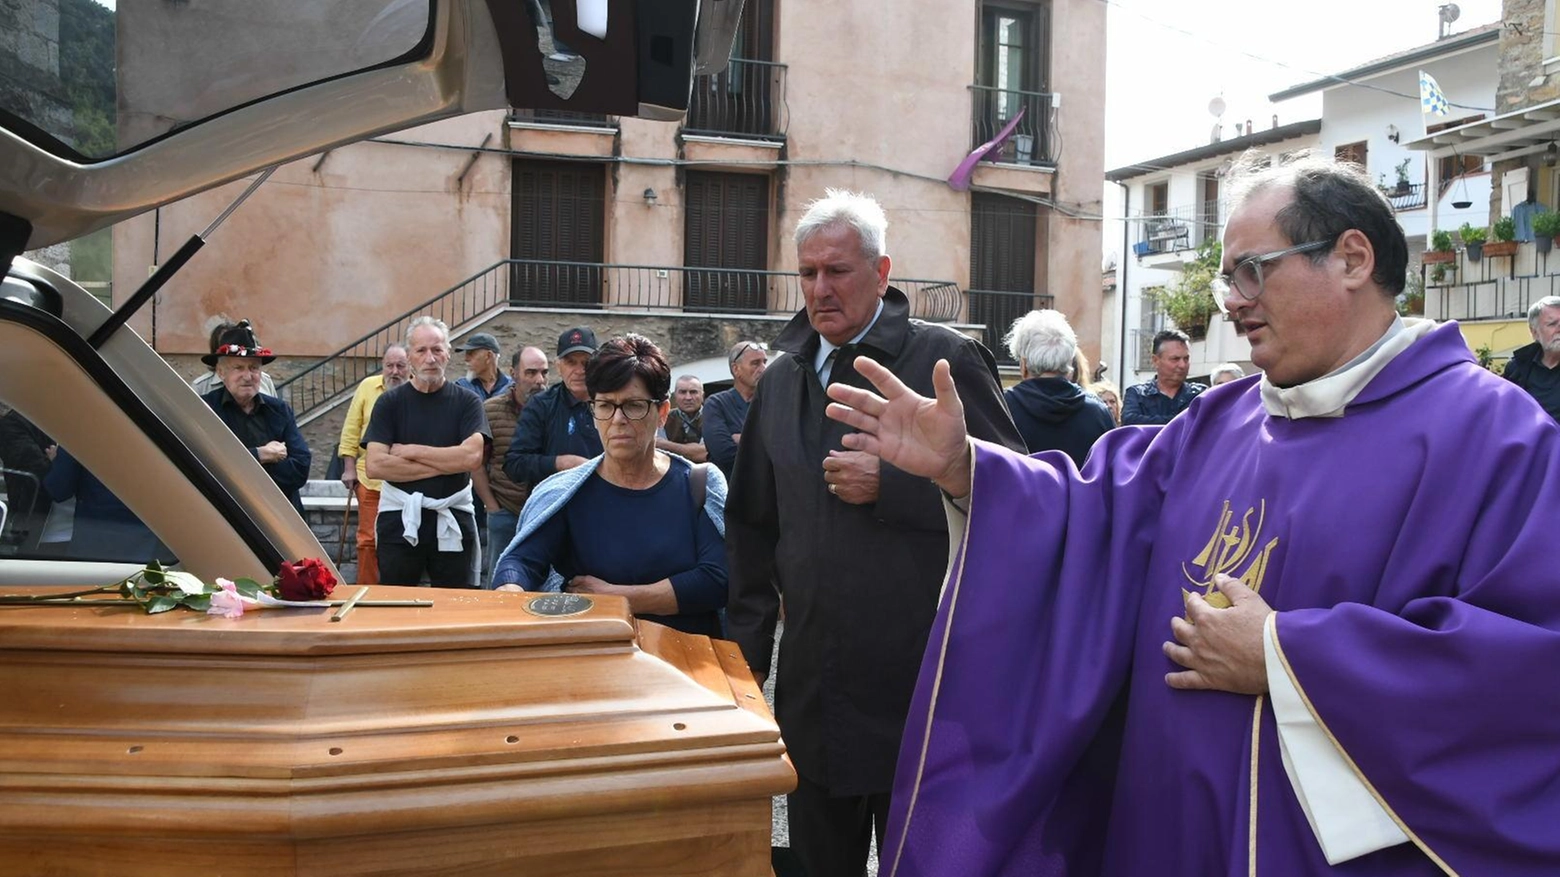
[{"xmin": 689, "ymin": 462, "xmax": 709, "ymax": 510}]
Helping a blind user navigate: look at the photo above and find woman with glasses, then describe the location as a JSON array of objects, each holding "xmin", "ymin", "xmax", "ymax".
[{"xmin": 488, "ymin": 335, "xmax": 728, "ymax": 637}]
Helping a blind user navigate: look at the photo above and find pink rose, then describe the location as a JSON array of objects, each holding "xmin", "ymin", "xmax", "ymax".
[{"xmin": 208, "ymin": 579, "xmax": 245, "ymax": 618}]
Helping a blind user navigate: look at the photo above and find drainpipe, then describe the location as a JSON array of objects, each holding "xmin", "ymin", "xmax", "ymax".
[{"xmin": 1115, "ymin": 179, "xmax": 1131, "ymax": 386}]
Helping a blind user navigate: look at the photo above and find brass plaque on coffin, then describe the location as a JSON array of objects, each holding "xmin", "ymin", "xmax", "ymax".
[{"xmin": 524, "ymin": 593, "xmax": 594, "ymax": 617}]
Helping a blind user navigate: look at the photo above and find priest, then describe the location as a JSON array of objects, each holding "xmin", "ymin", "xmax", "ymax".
[{"xmin": 825, "ymin": 155, "xmax": 1560, "ymax": 876}]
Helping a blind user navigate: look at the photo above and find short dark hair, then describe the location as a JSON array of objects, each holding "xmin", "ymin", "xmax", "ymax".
[
  {"xmin": 1231, "ymin": 153, "xmax": 1408, "ymax": 296},
  {"xmin": 1152, "ymin": 329, "xmax": 1190, "ymax": 355},
  {"xmin": 586, "ymin": 334, "xmax": 671, "ymax": 400},
  {"xmin": 511, "ymin": 349, "xmax": 521, "ymax": 370}
]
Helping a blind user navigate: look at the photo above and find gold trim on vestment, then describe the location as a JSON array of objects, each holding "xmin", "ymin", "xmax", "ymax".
[
  {"xmin": 1268, "ymin": 614, "xmax": 1459, "ymax": 876},
  {"xmin": 1249, "ymin": 695, "xmax": 1263, "ymax": 877},
  {"xmin": 885, "ymin": 443, "xmax": 979, "ymax": 877}
]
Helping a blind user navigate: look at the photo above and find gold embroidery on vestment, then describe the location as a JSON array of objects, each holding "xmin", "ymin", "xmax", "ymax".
[{"xmin": 1182, "ymin": 499, "xmax": 1280, "ymax": 608}]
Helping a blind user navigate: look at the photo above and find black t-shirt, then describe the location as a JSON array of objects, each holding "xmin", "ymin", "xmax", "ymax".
[
  {"xmin": 363, "ymin": 380, "xmax": 490, "ymax": 498},
  {"xmin": 1522, "ymin": 361, "xmax": 1560, "ymax": 421}
]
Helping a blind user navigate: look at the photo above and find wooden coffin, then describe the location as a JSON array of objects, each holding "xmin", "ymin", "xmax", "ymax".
[{"xmin": 0, "ymin": 586, "xmax": 794, "ymax": 876}]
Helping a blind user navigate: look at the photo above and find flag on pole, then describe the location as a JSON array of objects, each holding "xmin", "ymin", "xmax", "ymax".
[{"xmin": 1420, "ymin": 70, "xmax": 1450, "ymax": 116}]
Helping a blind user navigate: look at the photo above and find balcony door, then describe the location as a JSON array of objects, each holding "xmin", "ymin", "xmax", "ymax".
[
  {"xmin": 970, "ymin": 192, "xmax": 1039, "ymax": 362},
  {"xmin": 975, "ymin": 1, "xmax": 1050, "ymax": 164},
  {"xmin": 511, "ymin": 160, "xmax": 605, "ymax": 306},
  {"xmin": 686, "ymin": 0, "xmax": 774, "ymax": 136},
  {"xmin": 683, "ymin": 171, "xmax": 769, "ymax": 312}
]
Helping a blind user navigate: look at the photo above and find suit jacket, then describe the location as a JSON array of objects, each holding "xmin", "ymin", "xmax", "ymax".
[{"xmin": 725, "ymin": 286, "xmax": 1024, "ymax": 795}]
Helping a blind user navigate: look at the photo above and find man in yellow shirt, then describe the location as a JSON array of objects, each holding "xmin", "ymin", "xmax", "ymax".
[{"xmin": 337, "ymin": 345, "xmax": 410, "ymax": 583}]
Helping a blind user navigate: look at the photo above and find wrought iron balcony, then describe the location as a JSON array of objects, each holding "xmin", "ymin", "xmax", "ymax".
[
  {"xmin": 508, "ymin": 108, "xmax": 614, "ymax": 127},
  {"xmin": 685, "ymin": 59, "xmax": 787, "ymax": 140},
  {"xmin": 967, "ymin": 289, "xmax": 1056, "ymax": 364},
  {"xmin": 1383, "ymin": 182, "xmax": 1427, "ymax": 212},
  {"xmin": 1130, "ymin": 205, "xmax": 1222, "ymax": 258},
  {"xmin": 969, "ymin": 86, "xmax": 1057, "ymax": 167}
]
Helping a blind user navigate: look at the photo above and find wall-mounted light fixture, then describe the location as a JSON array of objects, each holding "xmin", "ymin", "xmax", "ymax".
[
  {"xmin": 642, "ymin": 187, "xmax": 658, "ymax": 205},
  {"xmin": 1386, "ymin": 124, "xmax": 1400, "ymax": 144}
]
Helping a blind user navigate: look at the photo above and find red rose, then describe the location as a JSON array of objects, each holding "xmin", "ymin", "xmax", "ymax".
[{"xmin": 275, "ymin": 558, "xmax": 337, "ymax": 601}]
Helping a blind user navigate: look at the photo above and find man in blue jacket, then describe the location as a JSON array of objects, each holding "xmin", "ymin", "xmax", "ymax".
[
  {"xmin": 504, "ymin": 326, "xmax": 603, "ymax": 489},
  {"xmin": 200, "ymin": 321, "xmax": 311, "ymax": 515}
]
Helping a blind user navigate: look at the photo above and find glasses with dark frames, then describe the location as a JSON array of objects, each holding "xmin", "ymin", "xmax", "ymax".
[
  {"xmin": 1211, "ymin": 238, "xmax": 1335, "ymax": 314},
  {"xmin": 587, "ymin": 398, "xmax": 662, "ymax": 421}
]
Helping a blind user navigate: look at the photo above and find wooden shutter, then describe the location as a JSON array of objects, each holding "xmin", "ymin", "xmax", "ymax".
[
  {"xmin": 970, "ymin": 192, "xmax": 1039, "ymax": 362},
  {"xmin": 511, "ymin": 160, "xmax": 605, "ymax": 306},
  {"xmin": 683, "ymin": 172, "xmax": 769, "ymax": 311}
]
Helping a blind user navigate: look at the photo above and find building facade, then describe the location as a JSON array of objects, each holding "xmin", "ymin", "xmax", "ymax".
[{"xmin": 108, "ymin": 0, "xmax": 1106, "ymax": 427}]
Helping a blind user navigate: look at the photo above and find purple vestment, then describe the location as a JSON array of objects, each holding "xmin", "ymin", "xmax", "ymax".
[{"xmin": 882, "ymin": 324, "xmax": 1560, "ymax": 876}]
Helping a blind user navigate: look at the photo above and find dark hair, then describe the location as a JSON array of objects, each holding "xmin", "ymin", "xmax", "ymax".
[
  {"xmin": 586, "ymin": 334, "xmax": 671, "ymax": 400},
  {"xmin": 1233, "ymin": 153, "xmax": 1408, "ymax": 296},
  {"xmin": 511, "ymin": 349, "xmax": 522, "ymax": 370},
  {"xmin": 208, "ymin": 321, "xmax": 237, "ymax": 355},
  {"xmin": 1152, "ymin": 329, "xmax": 1190, "ymax": 354}
]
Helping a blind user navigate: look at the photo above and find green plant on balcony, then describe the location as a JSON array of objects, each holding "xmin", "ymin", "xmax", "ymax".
[
  {"xmin": 1533, "ymin": 210, "xmax": 1560, "ymax": 254},
  {"xmin": 1393, "ymin": 158, "xmax": 1412, "ymax": 195},
  {"xmin": 1459, "ymin": 222, "xmax": 1488, "ymax": 262},
  {"xmin": 1398, "ymin": 270, "xmax": 1425, "ymax": 316},
  {"xmin": 1485, "ymin": 216, "xmax": 1519, "ymax": 258},
  {"xmin": 1146, "ymin": 239, "xmax": 1222, "ymax": 341},
  {"xmin": 1424, "ymin": 228, "xmax": 1457, "ymax": 265}
]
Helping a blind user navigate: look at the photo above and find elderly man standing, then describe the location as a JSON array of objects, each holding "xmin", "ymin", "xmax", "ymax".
[
  {"xmin": 454, "ymin": 332, "xmax": 513, "ymax": 401},
  {"xmin": 1121, "ymin": 328, "xmax": 1205, "ymax": 425},
  {"xmin": 655, "ymin": 374, "xmax": 707, "ymax": 462},
  {"xmin": 725, "ymin": 189, "xmax": 1022, "ymax": 877},
  {"xmin": 504, "ymin": 327, "xmax": 602, "ymax": 489},
  {"xmin": 702, "ymin": 341, "xmax": 767, "ymax": 477},
  {"xmin": 1502, "ymin": 295, "xmax": 1560, "ymax": 421},
  {"xmin": 201, "ymin": 322, "xmax": 311, "ymax": 515},
  {"xmin": 365, "ymin": 317, "xmax": 489, "ymax": 588},
  {"xmin": 337, "ymin": 344, "xmax": 410, "ymax": 584},
  {"xmin": 474, "ymin": 345, "xmax": 548, "ymax": 581},
  {"xmin": 828, "ymin": 156, "xmax": 1560, "ymax": 875}
]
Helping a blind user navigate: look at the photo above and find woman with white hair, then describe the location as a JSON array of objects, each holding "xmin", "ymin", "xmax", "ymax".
[{"xmin": 1003, "ymin": 309, "xmax": 1115, "ymax": 466}]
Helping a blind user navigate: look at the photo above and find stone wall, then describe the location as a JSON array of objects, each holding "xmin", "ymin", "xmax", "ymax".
[{"xmin": 1491, "ymin": 0, "xmax": 1560, "ymax": 220}]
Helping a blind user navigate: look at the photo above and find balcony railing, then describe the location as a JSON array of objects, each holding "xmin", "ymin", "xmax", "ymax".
[
  {"xmin": 685, "ymin": 59, "xmax": 787, "ymax": 139},
  {"xmin": 1130, "ymin": 204, "xmax": 1223, "ymax": 257},
  {"xmin": 969, "ymin": 86, "xmax": 1057, "ymax": 168},
  {"xmin": 968, "ymin": 289, "xmax": 1055, "ymax": 364},
  {"xmin": 508, "ymin": 108, "xmax": 614, "ymax": 127},
  {"xmin": 276, "ymin": 259, "xmax": 961, "ymax": 421},
  {"xmin": 1424, "ymin": 238, "xmax": 1560, "ymax": 322},
  {"xmin": 1382, "ymin": 182, "xmax": 1427, "ymax": 212}
]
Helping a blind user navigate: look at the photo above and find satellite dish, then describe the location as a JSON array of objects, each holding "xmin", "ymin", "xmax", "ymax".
[
  {"xmin": 1209, "ymin": 96, "xmax": 1227, "ymax": 118},
  {"xmin": 1439, "ymin": 3, "xmax": 1461, "ymax": 24}
]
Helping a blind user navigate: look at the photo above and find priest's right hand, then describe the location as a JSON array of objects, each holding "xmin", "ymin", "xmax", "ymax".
[{"xmin": 826, "ymin": 357, "xmax": 973, "ymax": 498}]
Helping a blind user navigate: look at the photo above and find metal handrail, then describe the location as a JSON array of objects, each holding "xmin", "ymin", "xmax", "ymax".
[
  {"xmin": 685, "ymin": 58, "xmax": 788, "ymax": 139},
  {"xmin": 276, "ymin": 259, "xmax": 964, "ymax": 420},
  {"xmin": 966, "ymin": 288, "xmax": 1055, "ymax": 364},
  {"xmin": 969, "ymin": 85, "xmax": 1057, "ymax": 167}
]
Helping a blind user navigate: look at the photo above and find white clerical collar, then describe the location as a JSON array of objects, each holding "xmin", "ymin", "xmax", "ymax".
[
  {"xmin": 815, "ymin": 298, "xmax": 886, "ymax": 376},
  {"xmin": 1259, "ymin": 316, "xmax": 1437, "ymax": 420}
]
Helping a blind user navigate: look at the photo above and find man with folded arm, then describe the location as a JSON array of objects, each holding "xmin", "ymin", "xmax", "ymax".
[{"xmin": 365, "ymin": 316, "xmax": 489, "ymax": 588}]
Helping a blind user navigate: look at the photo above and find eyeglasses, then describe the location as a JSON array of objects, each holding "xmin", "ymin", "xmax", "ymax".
[
  {"xmin": 1211, "ymin": 239, "xmax": 1335, "ymax": 312},
  {"xmin": 587, "ymin": 398, "xmax": 661, "ymax": 421}
]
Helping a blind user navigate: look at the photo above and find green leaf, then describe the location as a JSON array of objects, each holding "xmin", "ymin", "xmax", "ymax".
[
  {"xmin": 143, "ymin": 595, "xmax": 181, "ymax": 615},
  {"xmin": 184, "ymin": 595, "xmax": 212, "ymax": 612},
  {"xmin": 233, "ymin": 578, "xmax": 265, "ymax": 598},
  {"xmin": 141, "ymin": 565, "xmax": 165, "ymax": 585}
]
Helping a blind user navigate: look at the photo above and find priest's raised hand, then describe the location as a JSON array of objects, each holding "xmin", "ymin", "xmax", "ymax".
[{"xmin": 825, "ymin": 357, "xmax": 974, "ymax": 498}]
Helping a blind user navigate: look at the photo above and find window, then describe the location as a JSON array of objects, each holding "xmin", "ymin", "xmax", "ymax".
[
  {"xmin": 974, "ymin": 1, "xmax": 1052, "ymax": 165},
  {"xmin": 1334, "ymin": 141, "xmax": 1368, "ymax": 169},
  {"xmin": 683, "ymin": 172, "xmax": 770, "ymax": 312},
  {"xmin": 1427, "ymin": 116, "xmax": 1486, "ymax": 184},
  {"xmin": 0, "ymin": 401, "xmax": 173, "ymax": 564},
  {"xmin": 1148, "ymin": 181, "xmax": 1169, "ymax": 216}
]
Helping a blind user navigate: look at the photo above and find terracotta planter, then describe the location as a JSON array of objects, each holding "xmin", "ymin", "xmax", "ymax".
[
  {"xmin": 1422, "ymin": 250, "xmax": 1457, "ymax": 264},
  {"xmin": 1483, "ymin": 241, "xmax": 1519, "ymax": 258}
]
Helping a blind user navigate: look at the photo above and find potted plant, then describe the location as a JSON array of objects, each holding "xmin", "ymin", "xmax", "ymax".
[
  {"xmin": 1399, "ymin": 270, "xmax": 1425, "ymax": 316},
  {"xmin": 1533, "ymin": 211, "xmax": 1560, "ymax": 255},
  {"xmin": 1484, "ymin": 216, "xmax": 1519, "ymax": 257},
  {"xmin": 1424, "ymin": 229, "xmax": 1457, "ymax": 263},
  {"xmin": 1393, "ymin": 158, "xmax": 1413, "ymax": 196},
  {"xmin": 1146, "ymin": 239, "xmax": 1222, "ymax": 341},
  {"xmin": 1459, "ymin": 222, "xmax": 1487, "ymax": 262}
]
